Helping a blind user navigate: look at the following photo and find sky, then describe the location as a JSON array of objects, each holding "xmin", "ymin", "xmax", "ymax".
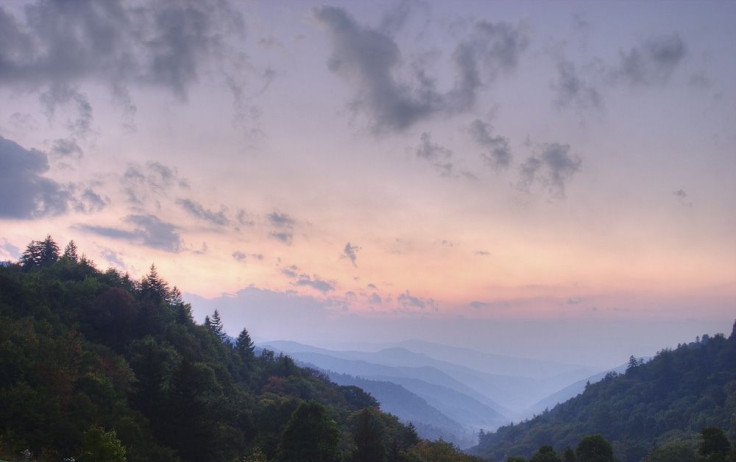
[{"xmin": 1, "ymin": 0, "xmax": 734, "ymax": 368}]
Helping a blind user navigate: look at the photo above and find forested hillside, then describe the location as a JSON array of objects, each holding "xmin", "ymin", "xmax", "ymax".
[
  {"xmin": 0, "ymin": 235, "xmax": 483, "ymax": 462},
  {"xmin": 471, "ymin": 321, "xmax": 736, "ymax": 461}
]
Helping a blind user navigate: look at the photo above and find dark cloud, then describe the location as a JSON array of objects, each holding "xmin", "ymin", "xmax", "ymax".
[
  {"xmin": 74, "ymin": 188, "xmax": 108, "ymax": 214},
  {"xmin": 232, "ymin": 251, "xmax": 247, "ymax": 262},
  {"xmin": 475, "ymin": 250, "xmax": 490, "ymax": 256},
  {"xmin": 674, "ymin": 189, "xmax": 687, "ymax": 199},
  {"xmin": 469, "ymin": 119, "xmax": 512, "ymax": 169},
  {"xmin": 343, "ymin": 242, "xmax": 360, "ymax": 266},
  {"xmin": 416, "ymin": 132, "xmax": 454, "ymax": 177},
  {"xmin": 553, "ymin": 59, "xmax": 602, "ymax": 111},
  {"xmin": 270, "ymin": 232, "xmax": 293, "ymax": 245},
  {"xmin": 122, "ymin": 161, "xmax": 183, "ymax": 205},
  {"xmin": 282, "ymin": 265, "xmax": 300, "ymax": 279},
  {"xmin": 79, "ymin": 214, "xmax": 181, "ymax": 252},
  {"xmin": 615, "ymin": 34, "xmax": 686, "ymax": 86},
  {"xmin": 268, "ymin": 211, "xmax": 295, "ymax": 227},
  {"xmin": 51, "ymin": 138, "xmax": 84, "ymax": 160},
  {"xmin": 314, "ymin": 6, "xmax": 528, "ymax": 133},
  {"xmin": 0, "ymin": 135, "xmax": 70, "ymax": 218},
  {"xmin": 518, "ymin": 143, "xmax": 581, "ymax": 198},
  {"xmin": 369, "ymin": 293, "xmax": 383, "ymax": 304},
  {"xmin": 0, "ymin": 0, "xmax": 255, "ymax": 137},
  {"xmin": 296, "ymin": 276, "xmax": 335, "ymax": 293},
  {"xmin": 39, "ymin": 84, "xmax": 93, "ymax": 137},
  {"xmin": 397, "ymin": 290, "xmax": 438, "ymax": 311},
  {"xmin": 177, "ymin": 198, "xmax": 229, "ymax": 226}
]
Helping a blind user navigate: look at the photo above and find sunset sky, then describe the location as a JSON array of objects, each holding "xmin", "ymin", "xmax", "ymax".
[{"xmin": 1, "ymin": 0, "xmax": 734, "ymax": 367}]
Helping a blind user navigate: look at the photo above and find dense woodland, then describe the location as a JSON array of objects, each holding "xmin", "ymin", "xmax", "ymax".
[
  {"xmin": 472, "ymin": 320, "xmax": 736, "ymax": 462},
  {"xmin": 1, "ymin": 235, "xmax": 734, "ymax": 462},
  {"xmin": 0, "ymin": 236, "xmax": 484, "ymax": 462}
]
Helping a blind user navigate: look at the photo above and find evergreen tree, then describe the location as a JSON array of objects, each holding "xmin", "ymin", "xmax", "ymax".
[
  {"xmin": 62, "ymin": 240, "xmax": 79, "ymax": 262},
  {"xmin": 209, "ymin": 309, "xmax": 227, "ymax": 342},
  {"xmin": 39, "ymin": 235, "xmax": 60, "ymax": 267},
  {"xmin": 236, "ymin": 327, "xmax": 255, "ymax": 361}
]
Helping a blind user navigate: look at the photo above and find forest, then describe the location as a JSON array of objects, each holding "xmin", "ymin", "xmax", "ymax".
[
  {"xmin": 0, "ymin": 235, "xmax": 483, "ymax": 462},
  {"xmin": 1, "ymin": 235, "xmax": 734, "ymax": 462},
  {"xmin": 471, "ymin": 319, "xmax": 736, "ymax": 461}
]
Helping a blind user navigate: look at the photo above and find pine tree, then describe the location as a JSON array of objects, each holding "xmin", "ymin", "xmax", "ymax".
[
  {"xmin": 209, "ymin": 309, "xmax": 226, "ymax": 342},
  {"xmin": 62, "ymin": 240, "xmax": 79, "ymax": 262},
  {"xmin": 236, "ymin": 327, "xmax": 255, "ymax": 361}
]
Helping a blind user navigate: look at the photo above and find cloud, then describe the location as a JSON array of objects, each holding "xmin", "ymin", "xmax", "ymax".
[
  {"xmin": 314, "ymin": 6, "xmax": 528, "ymax": 133},
  {"xmin": 79, "ymin": 214, "xmax": 181, "ymax": 252},
  {"xmin": 270, "ymin": 231, "xmax": 293, "ymax": 245},
  {"xmin": 232, "ymin": 251, "xmax": 247, "ymax": 262},
  {"xmin": 369, "ymin": 293, "xmax": 383, "ymax": 304},
  {"xmin": 674, "ymin": 189, "xmax": 687, "ymax": 199},
  {"xmin": 122, "ymin": 161, "xmax": 184, "ymax": 205},
  {"xmin": 397, "ymin": 290, "xmax": 438, "ymax": 311},
  {"xmin": 236, "ymin": 209, "xmax": 255, "ymax": 227},
  {"xmin": 342, "ymin": 242, "xmax": 361, "ymax": 266},
  {"xmin": 282, "ymin": 265, "xmax": 300, "ymax": 279},
  {"xmin": 615, "ymin": 34, "xmax": 686, "ymax": 86},
  {"xmin": 416, "ymin": 132, "xmax": 454, "ymax": 177},
  {"xmin": 475, "ymin": 250, "xmax": 490, "ymax": 256},
  {"xmin": 268, "ymin": 211, "xmax": 295, "ymax": 227},
  {"xmin": 553, "ymin": 59, "xmax": 602, "ymax": 111},
  {"xmin": 50, "ymin": 138, "xmax": 84, "ymax": 160},
  {"xmin": 101, "ymin": 248, "xmax": 126, "ymax": 269},
  {"xmin": 0, "ymin": 135, "xmax": 70, "ymax": 218},
  {"xmin": 518, "ymin": 143, "xmax": 582, "ymax": 198},
  {"xmin": 469, "ymin": 119, "xmax": 512, "ymax": 169},
  {"xmin": 73, "ymin": 188, "xmax": 108, "ymax": 214},
  {"xmin": 296, "ymin": 276, "xmax": 335, "ymax": 293},
  {"xmin": 177, "ymin": 198, "xmax": 229, "ymax": 226},
  {"xmin": 39, "ymin": 84, "xmax": 93, "ymax": 137}
]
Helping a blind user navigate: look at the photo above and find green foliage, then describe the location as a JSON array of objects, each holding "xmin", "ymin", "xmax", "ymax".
[
  {"xmin": 531, "ymin": 445, "xmax": 561, "ymax": 462},
  {"xmin": 699, "ymin": 427, "xmax": 732, "ymax": 462},
  {"xmin": 277, "ymin": 401, "xmax": 340, "ymax": 462},
  {"xmin": 350, "ymin": 407, "xmax": 387, "ymax": 462},
  {"xmin": 79, "ymin": 425, "xmax": 127, "ymax": 462},
  {"xmin": 1, "ymin": 235, "xmax": 483, "ymax": 462},
  {"xmin": 575, "ymin": 435, "xmax": 613, "ymax": 462},
  {"xmin": 475, "ymin": 325, "xmax": 736, "ymax": 461}
]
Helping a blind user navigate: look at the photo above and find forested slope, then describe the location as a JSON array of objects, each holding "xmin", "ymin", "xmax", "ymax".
[
  {"xmin": 471, "ymin": 321, "xmax": 736, "ymax": 461},
  {"xmin": 0, "ymin": 235, "xmax": 483, "ymax": 462}
]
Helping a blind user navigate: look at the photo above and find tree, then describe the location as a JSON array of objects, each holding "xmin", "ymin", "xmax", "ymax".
[
  {"xmin": 209, "ymin": 309, "xmax": 227, "ymax": 342},
  {"xmin": 277, "ymin": 401, "xmax": 340, "ymax": 462},
  {"xmin": 20, "ymin": 235, "xmax": 59, "ymax": 269},
  {"xmin": 531, "ymin": 445, "xmax": 561, "ymax": 462},
  {"xmin": 562, "ymin": 446, "xmax": 576, "ymax": 462},
  {"xmin": 350, "ymin": 407, "xmax": 386, "ymax": 462},
  {"xmin": 79, "ymin": 425, "xmax": 127, "ymax": 462},
  {"xmin": 644, "ymin": 442, "xmax": 696, "ymax": 462},
  {"xmin": 62, "ymin": 240, "xmax": 79, "ymax": 262},
  {"xmin": 236, "ymin": 327, "xmax": 255, "ymax": 362},
  {"xmin": 699, "ymin": 427, "xmax": 731, "ymax": 462},
  {"xmin": 140, "ymin": 264, "xmax": 170, "ymax": 305},
  {"xmin": 576, "ymin": 435, "xmax": 614, "ymax": 462}
]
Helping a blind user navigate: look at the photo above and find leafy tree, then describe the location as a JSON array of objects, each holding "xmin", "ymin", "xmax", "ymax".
[
  {"xmin": 277, "ymin": 401, "xmax": 340, "ymax": 462},
  {"xmin": 79, "ymin": 425, "xmax": 127, "ymax": 462},
  {"xmin": 531, "ymin": 445, "xmax": 561, "ymax": 462},
  {"xmin": 576, "ymin": 435, "xmax": 614, "ymax": 462},
  {"xmin": 699, "ymin": 427, "xmax": 731, "ymax": 462},
  {"xmin": 350, "ymin": 407, "xmax": 387, "ymax": 462},
  {"xmin": 562, "ymin": 446, "xmax": 576, "ymax": 462},
  {"xmin": 645, "ymin": 442, "xmax": 696, "ymax": 462}
]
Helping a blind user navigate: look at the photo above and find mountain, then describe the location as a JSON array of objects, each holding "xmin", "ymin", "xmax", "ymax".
[
  {"xmin": 263, "ymin": 340, "xmax": 599, "ymax": 417},
  {"xmin": 0, "ymin": 235, "xmax": 483, "ymax": 462},
  {"xmin": 470, "ymin": 323, "xmax": 736, "ymax": 462}
]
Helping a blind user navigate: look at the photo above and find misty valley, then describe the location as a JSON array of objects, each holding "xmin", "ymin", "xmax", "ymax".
[{"xmin": 0, "ymin": 236, "xmax": 734, "ymax": 462}]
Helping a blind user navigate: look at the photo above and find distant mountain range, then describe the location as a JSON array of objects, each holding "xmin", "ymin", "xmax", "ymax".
[
  {"xmin": 470, "ymin": 324, "xmax": 736, "ymax": 461},
  {"xmin": 260, "ymin": 339, "xmax": 607, "ymax": 447}
]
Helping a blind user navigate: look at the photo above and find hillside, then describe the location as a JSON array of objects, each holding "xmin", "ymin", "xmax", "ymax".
[
  {"xmin": 0, "ymin": 236, "xmax": 483, "ymax": 462},
  {"xmin": 471, "ymin": 322, "xmax": 736, "ymax": 461}
]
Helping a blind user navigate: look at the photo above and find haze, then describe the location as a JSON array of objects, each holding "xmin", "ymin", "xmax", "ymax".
[{"xmin": 1, "ymin": 0, "xmax": 734, "ymax": 370}]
